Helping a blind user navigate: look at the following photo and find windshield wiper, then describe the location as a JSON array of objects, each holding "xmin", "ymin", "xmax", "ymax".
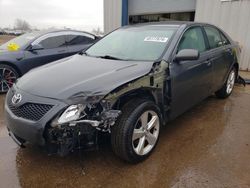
[
  {"xmin": 80, "ymin": 52, "xmax": 128, "ymax": 61},
  {"xmin": 99, "ymin": 55, "xmax": 127, "ymax": 61},
  {"xmin": 79, "ymin": 51, "xmax": 89, "ymax": 55}
]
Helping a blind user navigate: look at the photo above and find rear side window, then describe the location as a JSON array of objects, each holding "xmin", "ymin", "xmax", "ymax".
[
  {"xmin": 204, "ymin": 26, "xmax": 223, "ymax": 49},
  {"xmin": 39, "ymin": 35, "xmax": 66, "ymax": 49},
  {"xmin": 178, "ymin": 27, "xmax": 206, "ymax": 53},
  {"xmin": 66, "ymin": 35, "xmax": 94, "ymax": 46}
]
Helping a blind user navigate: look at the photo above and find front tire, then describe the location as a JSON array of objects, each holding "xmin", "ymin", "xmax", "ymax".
[
  {"xmin": 111, "ymin": 99, "xmax": 162, "ymax": 163},
  {"xmin": 0, "ymin": 64, "xmax": 19, "ymax": 93},
  {"xmin": 215, "ymin": 67, "xmax": 236, "ymax": 99}
]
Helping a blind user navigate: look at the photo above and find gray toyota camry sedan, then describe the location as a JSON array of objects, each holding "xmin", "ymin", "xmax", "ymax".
[{"xmin": 5, "ymin": 22, "xmax": 240, "ymax": 163}]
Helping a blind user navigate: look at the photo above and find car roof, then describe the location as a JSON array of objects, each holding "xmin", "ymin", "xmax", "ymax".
[
  {"xmin": 26, "ymin": 29, "xmax": 96, "ymax": 39},
  {"xmin": 125, "ymin": 21, "xmax": 211, "ymax": 29}
]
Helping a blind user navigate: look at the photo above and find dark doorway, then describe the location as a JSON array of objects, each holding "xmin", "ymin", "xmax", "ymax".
[{"xmin": 129, "ymin": 12, "xmax": 195, "ymax": 24}]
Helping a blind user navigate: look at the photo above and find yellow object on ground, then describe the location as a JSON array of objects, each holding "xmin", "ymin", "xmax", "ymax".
[{"xmin": 7, "ymin": 43, "xmax": 20, "ymax": 51}]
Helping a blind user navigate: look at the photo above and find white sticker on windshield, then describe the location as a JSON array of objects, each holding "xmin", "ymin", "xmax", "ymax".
[{"xmin": 144, "ymin": 36, "xmax": 168, "ymax": 43}]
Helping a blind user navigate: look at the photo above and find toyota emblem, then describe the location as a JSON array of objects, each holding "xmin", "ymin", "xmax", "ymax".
[{"xmin": 12, "ymin": 93, "xmax": 22, "ymax": 105}]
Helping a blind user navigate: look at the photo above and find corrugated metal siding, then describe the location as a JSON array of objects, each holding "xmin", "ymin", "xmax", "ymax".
[
  {"xmin": 104, "ymin": 0, "xmax": 122, "ymax": 34},
  {"xmin": 195, "ymin": 0, "xmax": 250, "ymax": 70},
  {"xmin": 128, "ymin": 0, "xmax": 196, "ymax": 15}
]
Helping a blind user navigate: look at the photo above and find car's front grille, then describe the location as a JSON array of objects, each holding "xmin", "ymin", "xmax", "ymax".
[{"xmin": 8, "ymin": 102, "xmax": 53, "ymax": 121}]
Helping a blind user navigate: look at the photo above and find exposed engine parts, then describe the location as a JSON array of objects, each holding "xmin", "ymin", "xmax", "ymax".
[
  {"xmin": 45, "ymin": 122, "xmax": 98, "ymax": 156},
  {"xmin": 66, "ymin": 109, "xmax": 121, "ymax": 132},
  {"xmin": 45, "ymin": 100, "xmax": 121, "ymax": 156},
  {"xmin": 69, "ymin": 106, "xmax": 121, "ymax": 131}
]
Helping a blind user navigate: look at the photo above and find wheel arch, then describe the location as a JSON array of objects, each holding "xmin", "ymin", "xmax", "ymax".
[
  {"xmin": 0, "ymin": 61, "xmax": 22, "ymax": 76},
  {"xmin": 112, "ymin": 88, "xmax": 158, "ymax": 110},
  {"xmin": 233, "ymin": 62, "xmax": 239, "ymax": 77},
  {"xmin": 222, "ymin": 61, "xmax": 239, "ymax": 85}
]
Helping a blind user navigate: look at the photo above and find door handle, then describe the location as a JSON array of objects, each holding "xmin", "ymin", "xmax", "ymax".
[
  {"xmin": 225, "ymin": 48, "xmax": 233, "ymax": 55},
  {"xmin": 205, "ymin": 60, "xmax": 212, "ymax": 67}
]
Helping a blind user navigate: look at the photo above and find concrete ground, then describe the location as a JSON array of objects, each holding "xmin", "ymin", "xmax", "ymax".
[
  {"xmin": 0, "ymin": 35, "xmax": 250, "ymax": 187},
  {"xmin": 1, "ymin": 80, "xmax": 250, "ymax": 188},
  {"xmin": 0, "ymin": 35, "xmax": 15, "ymax": 44}
]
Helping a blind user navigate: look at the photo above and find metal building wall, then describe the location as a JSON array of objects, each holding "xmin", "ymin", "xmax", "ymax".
[
  {"xmin": 104, "ymin": 0, "xmax": 197, "ymax": 34},
  {"xmin": 104, "ymin": 0, "xmax": 122, "ymax": 34},
  {"xmin": 128, "ymin": 0, "xmax": 196, "ymax": 15},
  {"xmin": 195, "ymin": 0, "xmax": 250, "ymax": 71}
]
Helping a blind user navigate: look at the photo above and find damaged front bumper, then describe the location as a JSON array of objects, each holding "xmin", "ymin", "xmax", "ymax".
[
  {"xmin": 5, "ymin": 87, "xmax": 121, "ymax": 156},
  {"xmin": 65, "ymin": 109, "xmax": 121, "ymax": 131},
  {"xmin": 45, "ymin": 108, "xmax": 121, "ymax": 156}
]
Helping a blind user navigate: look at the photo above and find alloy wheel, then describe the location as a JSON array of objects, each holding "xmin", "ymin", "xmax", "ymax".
[
  {"xmin": 0, "ymin": 67, "xmax": 17, "ymax": 92},
  {"xmin": 132, "ymin": 110, "xmax": 160, "ymax": 156},
  {"xmin": 226, "ymin": 70, "xmax": 236, "ymax": 94}
]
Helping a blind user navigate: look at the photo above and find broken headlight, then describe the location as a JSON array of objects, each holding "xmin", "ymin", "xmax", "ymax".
[{"xmin": 57, "ymin": 104, "xmax": 86, "ymax": 124}]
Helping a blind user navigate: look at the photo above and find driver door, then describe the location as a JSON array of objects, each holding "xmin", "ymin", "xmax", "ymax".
[
  {"xmin": 169, "ymin": 26, "xmax": 213, "ymax": 120},
  {"xmin": 22, "ymin": 33, "xmax": 69, "ymax": 73}
]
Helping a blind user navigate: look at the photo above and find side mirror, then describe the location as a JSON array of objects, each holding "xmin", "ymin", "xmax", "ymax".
[
  {"xmin": 95, "ymin": 36, "xmax": 101, "ymax": 40},
  {"xmin": 30, "ymin": 44, "xmax": 44, "ymax": 51},
  {"xmin": 174, "ymin": 49, "xmax": 200, "ymax": 62}
]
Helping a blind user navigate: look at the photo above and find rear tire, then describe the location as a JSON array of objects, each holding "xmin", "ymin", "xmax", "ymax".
[
  {"xmin": 215, "ymin": 67, "xmax": 236, "ymax": 99},
  {"xmin": 0, "ymin": 64, "xmax": 19, "ymax": 93},
  {"xmin": 111, "ymin": 98, "xmax": 162, "ymax": 163}
]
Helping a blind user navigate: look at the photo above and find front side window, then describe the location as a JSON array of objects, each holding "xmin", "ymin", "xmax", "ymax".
[
  {"xmin": 39, "ymin": 35, "xmax": 66, "ymax": 49},
  {"xmin": 178, "ymin": 27, "xmax": 206, "ymax": 53},
  {"xmin": 86, "ymin": 26, "xmax": 178, "ymax": 61},
  {"xmin": 204, "ymin": 26, "xmax": 223, "ymax": 49},
  {"xmin": 220, "ymin": 32, "xmax": 230, "ymax": 46},
  {"xmin": 66, "ymin": 35, "xmax": 94, "ymax": 46}
]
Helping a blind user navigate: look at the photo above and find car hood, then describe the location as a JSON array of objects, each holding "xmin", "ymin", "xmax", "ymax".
[
  {"xmin": 0, "ymin": 49, "xmax": 24, "ymax": 59},
  {"xmin": 16, "ymin": 54, "xmax": 155, "ymax": 100}
]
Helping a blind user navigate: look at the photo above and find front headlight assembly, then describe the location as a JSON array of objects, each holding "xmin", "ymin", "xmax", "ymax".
[{"xmin": 57, "ymin": 104, "xmax": 86, "ymax": 124}]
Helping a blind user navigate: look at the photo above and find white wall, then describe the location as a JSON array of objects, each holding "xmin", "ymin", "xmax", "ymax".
[
  {"xmin": 104, "ymin": 0, "xmax": 122, "ymax": 34},
  {"xmin": 195, "ymin": 0, "xmax": 250, "ymax": 71}
]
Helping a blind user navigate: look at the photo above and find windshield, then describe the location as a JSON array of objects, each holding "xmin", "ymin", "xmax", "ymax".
[
  {"xmin": 86, "ymin": 26, "xmax": 178, "ymax": 61},
  {"xmin": 0, "ymin": 32, "xmax": 40, "ymax": 50}
]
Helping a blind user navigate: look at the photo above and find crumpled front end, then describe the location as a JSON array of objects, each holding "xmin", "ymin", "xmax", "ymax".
[
  {"xmin": 5, "ymin": 85, "xmax": 121, "ymax": 156},
  {"xmin": 44, "ymin": 96, "xmax": 121, "ymax": 156},
  {"xmin": 5, "ymin": 59, "xmax": 169, "ymax": 157}
]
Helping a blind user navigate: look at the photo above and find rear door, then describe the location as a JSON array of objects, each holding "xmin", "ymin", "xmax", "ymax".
[
  {"xmin": 203, "ymin": 26, "xmax": 232, "ymax": 92},
  {"xmin": 169, "ymin": 26, "xmax": 213, "ymax": 119},
  {"xmin": 65, "ymin": 32, "xmax": 96, "ymax": 55},
  {"xmin": 23, "ymin": 33, "xmax": 69, "ymax": 71}
]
